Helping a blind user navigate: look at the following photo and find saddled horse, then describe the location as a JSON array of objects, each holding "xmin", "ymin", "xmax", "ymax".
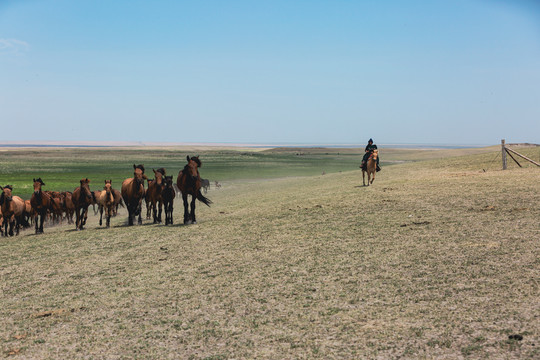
[
  {"xmin": 0, "ymin": 185, "xmax": 26, "ymax": 236},
  {"xmin": 121, "ymin": 164, "xmax": 147, "ymax": 226},
  {"xmin": 97, "ymin": 180, "xmax": 115, "ymax": 227},
  {"xmin": 162, "ymin": 175, "xmax": 175, "ymax": 225},
  {"xmin": 30, "ymin": 178, "xmax": 52, "ymax": 234},
  {"xmin": 72, "ymin": 178, "xmax": 93, "ymax": 230},
  {"xmin": 145, "ymin": 168, "xmax": 166, "ymax": 223},
  {"xmin": 176, "ymin": 156, "xmax": 212, "ymax": 224},
  {"xmin": 362, "ymin": 149, "xmax": 378, "ymax": 186}
]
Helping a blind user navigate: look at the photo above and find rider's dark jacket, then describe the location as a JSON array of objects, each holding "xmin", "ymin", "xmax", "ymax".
[{"xmin": 362, "ymin": 143, "xmax": 379, "ymax": 163}]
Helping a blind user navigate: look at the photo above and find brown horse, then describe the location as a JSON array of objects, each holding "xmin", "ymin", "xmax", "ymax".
[
  {"xmin": 0, "ymin": 185, "xmax": 25, "ymax": 236},
  {"xmin": 62, "ymin": 191, "xmax": 75, "ymax": 224},
  {"xmin": 176, "ymin": 156, "xmax": 212, "ymax": 224},
  {"xmin": 162, "ymin": 175, "xmax": 175, "ymax": 225},
  {"xmin": 22, "ymin": 199, "xmax": 33, "ymax": 228},
  {"xmin": 0, "ymin": 208, "xmax": 3, "ymax": 236},
  {"xmin": 121, "ymin": 164, "xmax": 147, "ymax": 226},
  {"xmin": 362, "ymin": 149, "xmax": 378, "ymax": 186},
  {"xmin": 97, "ymin": 180, "xmax": 115, "ymax": 227},
  {"xmin": 145, "ymin": 168, "xmax": 165, "ymax": 223},
  {"xmin": 45, "ymin": 191, "xmax": 64, "ymax": 224},
  {"xmin": 30, "ymin": 178, "xmax": 52, "ymax": 234},
  {"xmin": 72, "ymin": 178, "xmax": 93, "ymax": 230},
  {"xmin": 112, "ymin": 188, "xmax": 124, "ymax": 216}
]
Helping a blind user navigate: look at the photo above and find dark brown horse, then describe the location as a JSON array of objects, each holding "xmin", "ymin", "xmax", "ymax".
[
  {"xmin": 72, "ymin": 178, "xmax": 93, "ymax": 230},
  {"xmin": 30, "ymin": 178, "xmax": 52, "ymax": 234},
  {"xmin": 162, "ymin": 175, "xmax": 175, "ymax": 225},
  {"xmin": 121, "ymin": 164, "xmax": 147, "ymax": 226},
  {"xmin": 0, "ymin": 185, "xmax": 25, "ymax": 236},
  {"xmin": 176, "ymin": 156, "xmax": 212, "ymax": 224},
  {"xmin": 145, "ymin": 168, "xmax": 165, "ymax": 223}
]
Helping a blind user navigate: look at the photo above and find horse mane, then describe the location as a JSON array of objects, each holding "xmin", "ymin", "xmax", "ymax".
[
  {"xmin": 191, "ymin": 157, "xmax": 202, "ymax": 168},
  {"xmin": 155, "ymin": 168, "xmax": 166, "ymax": 176},
  {"xmin": 134, "ymin": 164, "xmax": 145, "ymax": 173},
  {"xmin": 4, "ymin": 185, "xmax": 13, "ymax": 191},
  {"xmin": 182, "ymin": 164, "xmax": 191, "ymax": 175}
]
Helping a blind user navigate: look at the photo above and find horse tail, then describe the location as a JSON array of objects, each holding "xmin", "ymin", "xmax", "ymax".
[{"xmin": 196, "ymin": 189, "xmax": 212, "ymax": 207}]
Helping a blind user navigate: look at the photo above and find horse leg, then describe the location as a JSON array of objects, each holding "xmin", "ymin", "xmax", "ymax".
[
  {"xmin": 370, "ymin": 171, "xmax": 375, "ymax": 184},
  {"xmin": 34, "ymin": 213, "xmax": 39, "ymax": 234},
  {"xmin": 8, "ymin": 215, "xmax": 15, "ymax": 236},
  {"xmin": 75, "ymin": 208, "xmax": 80, "ymax": 230},
  {"xmin": 190, "ymin": 195, "xmax": 197, "ymax": 224},
  {"xmin": 40, "ymin": 210, "xmax": 45, "ymax": 233},
  {"xmin": 362, "ymin": 170, "xmax": 366, "ymax": 186},
  {"xmin": 15, "ymin": 217, "xmax": 20, "ymax": 235},
  {"xmin": 170, "ymin": 200, "xmax": 174, "ymax": 225},
  {"xmin": 128, "ymin": 205, "xmax": 134, "ymax": 226},
  {"xmin": 137, "ymin": 200, "xmax": 143, "ymax": 225},
  {"xmin": 146, "ymin": 200, "xmax": 152, "ymax": 220},
  {"xmin": 169, "ymin": 201, "xmax": 173, "ymax": 225},
  {"xmin": 182, "ymin": 193, "xmax": 190, "ymax": 224},
  {"xmin": 106, "ymin": 206, "xmax": 111, "ymax": 228},
  {"xmin": 157, "ymin": 199, "xmax": 163, "ymax": 223},
  {"xmin": 152, "ymin": 201, "xmax": 158, "ymax": 224},
  {"xmin": 79, "ymin": 206, "xmax": 88, "ymax": 229},
  {"xmin": 166, "ymin": 200, "xmax": 172, "ymax": 225},
  {"xmin": 99, "ymin": 205, "xmax": 103, "ymax": 226}
]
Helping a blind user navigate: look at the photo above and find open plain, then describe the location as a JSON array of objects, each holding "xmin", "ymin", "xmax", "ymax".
[{"xmin": 1, "ymin": 145, "xmax": 539, "ymax": 359}]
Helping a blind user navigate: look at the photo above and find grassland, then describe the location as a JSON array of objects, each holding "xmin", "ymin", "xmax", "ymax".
[
  {"xmin": 0, "ymin": 144, "xmax": 510, "ymax": 199},
  {"xmin": 1, "ymin": 145, "xmax": 539, "ymax": 359}
]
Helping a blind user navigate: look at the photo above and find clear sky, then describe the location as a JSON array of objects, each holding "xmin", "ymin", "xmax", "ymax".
[{"xmin": 1, "ymin": 0, "xmax": 539, "ymax": 145}]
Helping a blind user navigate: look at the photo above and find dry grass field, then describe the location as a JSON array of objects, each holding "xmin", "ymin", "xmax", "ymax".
[{"xmin": 1, "ymin": 147, "xmax": 539, "ymax": 359}]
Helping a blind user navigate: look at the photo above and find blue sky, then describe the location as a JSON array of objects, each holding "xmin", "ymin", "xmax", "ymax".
[{"xmin": 1, "ymin": 0, "xmax": 539, "ymax": 145}]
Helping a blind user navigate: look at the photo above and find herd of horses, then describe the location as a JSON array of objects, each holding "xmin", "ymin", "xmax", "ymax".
[{"xmin": 0, "ymin": 156, "xmax": 212, "ymax": 237}]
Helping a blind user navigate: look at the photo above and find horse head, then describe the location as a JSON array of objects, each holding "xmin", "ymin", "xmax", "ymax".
[
  {"xmin": 184, "ymin": 156, "xmax": 201, "ymax": 181},
  {"xmin": 371, "ymin": 149, "xmax": 379, "ymax": 160},
  {"xmin": 104, "ymin": 179, "xmax": 112, "ymax": 193},
  {"xmin": 33, "ymin": 178, "xmax": 45, "ymax": 195},
  {"xmin": 1, "ymin": 185, "xmax": 13, "ymax": 202},
  {"xmin": 104, "ymin": 180, "xmax": 114, "ymax": 203},
  {"xmin": 153, "ymin": 168, "xmax": 166, "ymax": 186},
  {"xmin": 163, "ymin": 175, "xmax": 174, "ymax": 189},
  {"xmin": 133, "ymin": 164, "xmax": 147, "ymax": 185},
  {"xmin": 80, "ymin": 178, "xmax": 92, "ymax": 200}
]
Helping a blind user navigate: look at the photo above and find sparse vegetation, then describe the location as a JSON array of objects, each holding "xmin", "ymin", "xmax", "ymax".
[{"xmin": 0, "ymin": 146, "xmax": 539, "ymax": 359}]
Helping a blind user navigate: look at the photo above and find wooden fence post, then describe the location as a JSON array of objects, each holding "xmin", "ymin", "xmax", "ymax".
[{"xmin": 501, "ymin": 139, "xmax": 507, "ymax": 170}]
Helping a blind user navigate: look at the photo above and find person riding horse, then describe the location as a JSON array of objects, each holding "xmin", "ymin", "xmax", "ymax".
[{"xmin": 361, "ymin": 138, "xmax": 380, "ymax": 171}]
